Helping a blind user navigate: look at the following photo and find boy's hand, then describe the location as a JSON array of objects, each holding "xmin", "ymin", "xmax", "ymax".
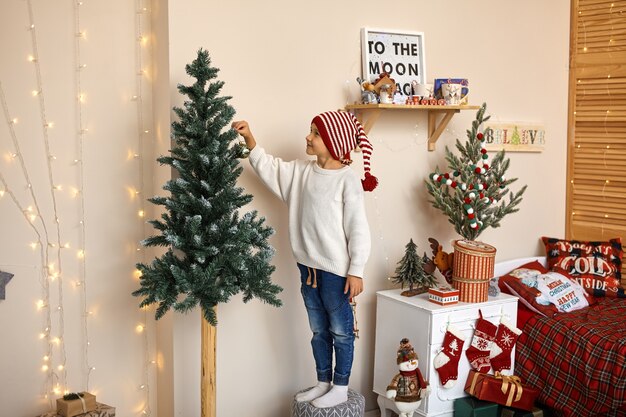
[
  {"xmin": 231, "ymin": 120, "xmax": 257, "ymax": 150},
  {"xmin": 344, "ymin": 275, "xmax": 363, "ymax": 298}
]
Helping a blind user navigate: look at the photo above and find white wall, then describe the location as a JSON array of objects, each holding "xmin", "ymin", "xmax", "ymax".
[
  {"xmin": 161, "ymin": 1, "xmax": 570, "ymax": 416},
  {"xmin": 0, "ymin": 0, "xmax": 156, "ymax": 416},
  {"xmin": 0, "ymin": 1, "xmax": 569, "ymax": 416}
]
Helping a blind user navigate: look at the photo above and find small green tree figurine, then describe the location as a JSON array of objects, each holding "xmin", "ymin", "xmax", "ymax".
[
  {"xmin": 425, "ymin": 103, "xmax": 527, "ymax": 241},
  {"xmin": 133, "ymin": 49, "xmax": 282, "ymax": 325},
  {"xmin": 391, "ymin": 239, "xmax": 437, "ymax": 296}
]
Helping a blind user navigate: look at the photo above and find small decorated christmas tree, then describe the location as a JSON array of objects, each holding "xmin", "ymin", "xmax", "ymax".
[
  {"xmin": 425, "ymin": 103, "xmax": 527, "ymax": 241},
  {"xmin": 133, "ymin": 49, "xmax": 282, "ymax": 325},
  {"xmin": 391, "ymin": 239, "xmax": 437, "ymax": 296}
]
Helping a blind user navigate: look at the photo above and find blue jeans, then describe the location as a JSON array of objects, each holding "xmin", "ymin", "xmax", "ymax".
[{"xmin": 297, "ymin": 263, "xmax": 355, "ymax": 386}]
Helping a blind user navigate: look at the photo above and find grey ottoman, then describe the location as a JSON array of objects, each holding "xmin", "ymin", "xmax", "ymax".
[{"xmin": 291, "ymin": 388, "xmax": 365, "ymax": 417}]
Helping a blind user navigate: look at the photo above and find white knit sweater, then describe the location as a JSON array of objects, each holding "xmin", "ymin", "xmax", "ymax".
[{"xmin": 248, "ymin": 146, "xmax": 371, "ymax": 278}]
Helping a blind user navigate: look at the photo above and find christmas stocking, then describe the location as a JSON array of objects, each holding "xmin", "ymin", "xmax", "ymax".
[
  {"xmin": 433, "ymin": 324, "xmax": 466, "ymax": 388},
  {"xmin": 489, "ymin": 318, "xmax": 522, "ymax": 372},
  {"xmin": 465, "ymin": 310, "xmax": 497, "ymax": 373}
]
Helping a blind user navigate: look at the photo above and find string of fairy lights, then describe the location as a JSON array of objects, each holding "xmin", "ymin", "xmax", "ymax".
[
  {"xmin": 26, "ymin": 0, "xmax": 71, "ymax": 401},
  {"xmin": 132, "ymin": 0, "xmax": 154, "ymax": 415},
  {"xmin": 71, "ymin": 0, "xmax": 93, "ymax": 393},
  {"xmin": 1, "ymin": 0, "xmax": 156, "ymax": 413}
]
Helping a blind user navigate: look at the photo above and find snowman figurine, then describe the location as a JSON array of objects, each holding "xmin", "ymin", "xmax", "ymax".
[{"xmin": 386, "ymin": 338, "xmax": 431, "ymax": 417}]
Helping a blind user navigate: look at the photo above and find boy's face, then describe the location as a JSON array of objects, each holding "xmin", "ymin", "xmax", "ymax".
[{"xmin": 306, "ymin": 124, "xmax": 334, "ymax": 159}]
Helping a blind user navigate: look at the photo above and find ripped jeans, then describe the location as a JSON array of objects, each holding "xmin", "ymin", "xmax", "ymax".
[{"xmin": 297, "ymin": 263, "xmax": 355, "ymax": 386}]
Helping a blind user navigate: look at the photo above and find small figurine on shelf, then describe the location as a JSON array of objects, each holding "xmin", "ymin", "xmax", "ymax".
[
  {"xmin": 357, "ymin": 77, "xmax": 378, "ymax": 104},
  {"xmin": 386, "ymin": 338, "xmax": 431, "ymax": 417},
  {"xmin": 391, "ymin": 239, "xmax": 437, "ymax": 296}
]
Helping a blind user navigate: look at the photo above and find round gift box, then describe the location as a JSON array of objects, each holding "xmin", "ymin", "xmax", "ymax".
[{"xmin": 452, "ymin": 239, "xmax": 496, "ymax": 303}]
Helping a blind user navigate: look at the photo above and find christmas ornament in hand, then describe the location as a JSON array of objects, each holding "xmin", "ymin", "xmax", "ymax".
[
  {"xmin": 489, "ymin": 318, "xmax": 522, "ymax": 372},
  {"xmin": 386, "ymin": 338, "xmax": 431, "ymax": 417},
  {"xmin": 465, "ymin": 310, "xmax": 497, "ymax": 373},
  {"xmin": 433, "ymin": 324, "xmax": 466, "ymax": 388},
  {"xmin": 425, "ymin": 103, "xmax": 527, "ymax": 242}
]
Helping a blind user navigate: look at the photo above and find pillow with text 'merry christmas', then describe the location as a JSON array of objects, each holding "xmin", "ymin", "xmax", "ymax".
[
  {"xmin": 498, "ymin": 260, "xmax": 558, "ymax": 317},
  {"xmin": 535, "ymin": 270, "xmax": 590, "ymax": 313},
  {"xmin": 542, "ymin": 237, "xmax": 624, "ymax": 298}
]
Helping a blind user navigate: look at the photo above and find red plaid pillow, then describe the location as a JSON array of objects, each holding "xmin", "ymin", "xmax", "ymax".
[
  {"xmin": 542, "ymin": 237, "xmax": 624, "ymax": 298},
  {"xmin": 499, "ymin": 260, "xmax": 558, "ymax": 317}
]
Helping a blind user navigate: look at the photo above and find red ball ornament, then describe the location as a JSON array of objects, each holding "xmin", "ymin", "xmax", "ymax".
[
  {"xmin": 483, "ymin": 164, "xmax": 490, "ymax": 170},
  {"xmin": 477, "ymin": 132, "xmax": 484, "ymax": 140},
  {"xmin": 468, "ymin": 213, "xmax": 475, "ymax": 219},
  {"xmin": 469, "ymin": 184, "xmax": 474, "ymax": 189},
  {"xmin": 451, "ymin": 181, "xmax": 457, "ymax": 188},
  {"xmin": 464, "ymin": 197, "xmax": 471, "ymax": 204},
  {"xmin": 437, "ymin": 176, "xmax": 443, "ymax": 182},
  {"xmin": 444, "ymin": 173, "xmax": 450, "ymax": 179},
  {"xmin": 475, "ymin": 167, "xmax": 482, "ymax": 174},
  {"xmin": 481, "ymin": 148, "xmax": 487, "ymax": 154},
  {"xmin": 479, "ymin": 192, "xmax": 484, "ymax": 199}
]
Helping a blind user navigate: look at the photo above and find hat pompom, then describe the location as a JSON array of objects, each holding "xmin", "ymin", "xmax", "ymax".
[{"xmin": 362, "ymin": 172, "xmax": 378, "ymax": 192}]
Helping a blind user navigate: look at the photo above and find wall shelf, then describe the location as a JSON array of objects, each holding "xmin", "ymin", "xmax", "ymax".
[{"xmin": 345, "ymin": 103, "xmax": 480, "ymax": 151}]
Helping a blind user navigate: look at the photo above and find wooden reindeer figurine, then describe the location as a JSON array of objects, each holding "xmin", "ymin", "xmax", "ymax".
[{"xmin": 428, "ymin": 238, "xmax": 454, "ymax": 285}]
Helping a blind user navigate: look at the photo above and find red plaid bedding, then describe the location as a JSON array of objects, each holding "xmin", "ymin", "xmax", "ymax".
[{"xmin": 515, "ymin": 297, "xmax": 626, "ymax": 416}]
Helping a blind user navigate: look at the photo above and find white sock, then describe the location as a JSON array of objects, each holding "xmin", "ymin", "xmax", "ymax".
[
  {"xmin": 311, "ymin": 384, "xmax": 348, "ymax": 408},
  {"xmin": 295, "ymin": 381, "xmax": 331, "ymax": 402}
]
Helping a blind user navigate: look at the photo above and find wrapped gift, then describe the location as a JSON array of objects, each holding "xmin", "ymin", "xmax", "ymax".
[
  {"xmin": 41, "ymin": 402, "xmax": 115, "ymax": 417},
  {"xmin": 428, "ymin": 286, "xmax": 460, "ymax": 305},
  {"xmin": 501, "ymin": 404, "xmax": 552, "ymax": 417},
  {"xmin": 56, "ymin": 393, "xmax": 97, "ymax": 417},
  {"xmin": 454, "ymin": 396, "xmax": 501, "ymax": 417},
  {"xmin": 465, "ymin": 370, "xmax": 539, "ymax": 412}
]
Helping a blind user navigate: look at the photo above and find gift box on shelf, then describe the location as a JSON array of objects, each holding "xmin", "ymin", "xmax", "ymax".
[
  {"xmin": 55, "ymin": 393, "xmax": 97, "ymax": 417},
  {"xmin": 501, "ymin": 404, "xmax": 552, "ymax": 417},
  {"xmin": 41, "ymin": 402, "xmax": 115, "ymax": 417},
  {"xmin": 454, "ymin": 396, "xmax": 501, "ymax": 417},
  {"xmin": 428, "ymin": 286, "xmax": 460, "ymax": 305},
  {"xmin": 465, "ymin": 370, "xmax": 539, "ymax": 412}
]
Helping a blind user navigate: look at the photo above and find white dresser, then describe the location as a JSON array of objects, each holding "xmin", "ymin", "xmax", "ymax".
[{"xmin": 373, "ymin": 290, "xmax": 518, "ymax": 417}]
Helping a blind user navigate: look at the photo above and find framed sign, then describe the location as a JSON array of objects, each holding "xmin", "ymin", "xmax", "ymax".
[
  {"xmin": 483, "ymin": 122, "xmax": 545, "ymax": 152},
  {"xmin": 361, "ymin": 28, "xmax": 425, "ymax": 96}
]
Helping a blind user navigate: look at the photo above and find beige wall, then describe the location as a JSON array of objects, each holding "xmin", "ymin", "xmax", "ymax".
[
  {"xmin": 162, "ymin": 0, "xmax": 570, "ymax": 416},
  {"xmin": 0, "ymin": 0, "xmax": 569, "ymax": 416}
]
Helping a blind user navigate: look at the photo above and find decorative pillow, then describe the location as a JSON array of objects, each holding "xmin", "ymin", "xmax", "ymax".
[
  {"xmin": 534, "ymin": 271, "xmax": 589, "ymax": 313},
  {"xmin": 499, "ymin": 261, "xmax": 557, "ymax": 317},
  {"xmin": 542, "ymin": 236, "xmax": 624, "ymax": 298}
]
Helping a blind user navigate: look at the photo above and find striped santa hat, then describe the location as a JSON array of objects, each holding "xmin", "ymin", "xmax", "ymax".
[{"xmin": 311, "ymin": 111, "xmax": 378, "ymax": 191}]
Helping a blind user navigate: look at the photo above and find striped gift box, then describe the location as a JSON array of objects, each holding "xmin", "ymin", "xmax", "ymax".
[{"xmin": 452, "ymin": 239, "xmax": 496, "ymax": 303}]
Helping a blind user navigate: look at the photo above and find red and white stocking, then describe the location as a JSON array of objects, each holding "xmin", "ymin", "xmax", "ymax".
[
  {"xmin": 465, "ymin": 310, "xmax": 497, "ymax": 373},
  {"xmin": 489, "ymin": 318, "xmax": 522, "ymax": 372},
  {"xmin": 433, "ymin": 324, "xmax": 466, "ymax": 388}
]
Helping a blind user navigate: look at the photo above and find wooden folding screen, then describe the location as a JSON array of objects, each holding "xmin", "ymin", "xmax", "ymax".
[{"xmin": 567, "ymin": 0, "xmax": 626, "ymax": 282}]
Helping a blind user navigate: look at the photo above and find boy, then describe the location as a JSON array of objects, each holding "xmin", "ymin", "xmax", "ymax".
[{"xmin": 232, "ymin": 111, "xmax": 377, "ymax": 408}]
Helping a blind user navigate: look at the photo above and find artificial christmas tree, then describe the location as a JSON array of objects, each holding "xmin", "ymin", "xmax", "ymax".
[
  {"xmin": 426, "ymin": 103, "xmax": 526, "ymax": 301},
  {"xmin": 132, "ymin": 49, "xmax": 283, "ymax": 325},
  {"xmin": 426, "ymin": 103, "xmax": 526, "ymax": 242},
  {"xmin": 391, "ymin": 239, "xmax": 437, "ymax": 296}
]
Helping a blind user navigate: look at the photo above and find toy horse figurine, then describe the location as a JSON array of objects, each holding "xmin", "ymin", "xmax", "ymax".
[{"xmin": 429, "ymin": 238, "xmax": 454, "ymax": 285}]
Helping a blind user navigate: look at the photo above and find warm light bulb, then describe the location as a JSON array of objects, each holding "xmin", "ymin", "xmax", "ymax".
[
  {"xmin": 53, "ymin": 185, "xmax": 62, "ymax": 190},
  {"xmin": 138, "ymin": 210, "xmax": 145, "ymax": 218},
  {"xmin": 29, "ymin": 214, "xmax": 37, "ymax": 222},
  {"xmin": 11, "ymin": 118, "xmax": 18, "ymax": 124},
  {"xmin": 28, "ymin": 55, "xmax": 36, "ymax": 62},
  {"xmin": 44, "ymin": 122, "xmax": 54, "ymax": 128},
  {"xmin": 0, "ymin": 190, "xmax": 4, "ymax": 197},
  {"xmin": 32, "ymin": 90, "xmax": 40, "ymax": 96},
  {"xmin": 43, "ymin": 355, "xmax": 49, "ymax": 361},
  {"xmin": 42, "ymin": 365, "xmax": 49, "ymax": 372},
  {"xmin": 30, "ymin": 242, "xmax": 38, "ymax": 249},
  {"xmin": 53, "ymin": 337, "xmax": 61, "ymax": 345},
  {"xmin": 77, "ymin": 250, "xmax": 85, "ymax": 259},
  {"xmin": 36, "ymin": 300, "xmax": 46, "ymax": 309},
  {"xmin": 63, "ymin": 242, "xmax": 70, "ymax": 249},
  {"xmin": 78, "ymin": 94, "xmax": 85, "ymax": 103},
  {"xmin": 58, "ymin": 365, "xmax": 64, "ymax": 371},
  {"xmin": 133, "ymin": 269, "xmax": 142, "ymax": 279},
  {"xmin": 136, "ymin": 324, "xmax": 145, "ymax": 333}
]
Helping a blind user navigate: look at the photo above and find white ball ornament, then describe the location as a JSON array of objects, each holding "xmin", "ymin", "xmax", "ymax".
[
  {"xmin": 461, "ymin": 184, "xmax": 467, "ymax": 191},
  {"xmin": 469, "ymin": 192, "xmax": 476, "ymax": 199},
  {"xmin": 446, "ymin": 179, "xmax": 452, "ymax": 185},
  {"xmin": 467, "ymin": 208, "xmax": 474, "ymax": 214}
]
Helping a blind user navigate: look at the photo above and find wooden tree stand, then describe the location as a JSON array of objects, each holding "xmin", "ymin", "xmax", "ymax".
[{"xmin": 292, "ymin": 389, "xmax": 365, "ymax": 417}]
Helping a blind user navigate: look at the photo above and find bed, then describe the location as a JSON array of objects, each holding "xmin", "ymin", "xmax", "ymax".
[{"xmin": 494, "ymin": 257, "xmax": 626, "ymax": 417}]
